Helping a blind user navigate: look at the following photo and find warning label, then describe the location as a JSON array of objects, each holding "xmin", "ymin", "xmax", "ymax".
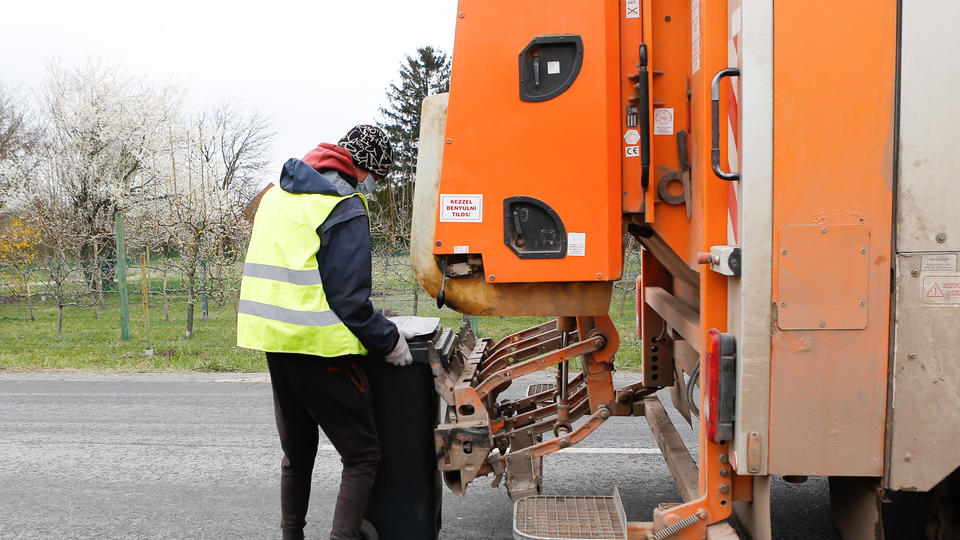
[
  {"xmin": 440, "ymin": 194, "xmax": 482, "ymax": 223},
  {"xmin": 625, "ymin": 0, "xmax": 640, "ymax": 19},
  {"xmin": 922, "ymin": 253, "xmax": 958, "ymax": 273},
  {"xmin": 567, "ymin": 232, "xmax": 586, "ymax": 257},
  {"xmin": 654, "ymin": 108, "xmax": 674, "ymax": 135},
  {"xmin": 922, "ymin": 273, "xmax": 960, "ymax": 306}
]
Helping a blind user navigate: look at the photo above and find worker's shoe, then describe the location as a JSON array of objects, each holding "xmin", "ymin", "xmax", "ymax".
[{"xmin": 281, "ymin": 529, "xmax": 304, "ymax": 540}]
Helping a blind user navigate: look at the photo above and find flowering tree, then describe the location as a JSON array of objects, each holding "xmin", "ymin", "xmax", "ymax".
[
  {"xmin": 0, "ymin": 60, "xmax": 272, "ymax": 339},
  {"xmin": 0, "ymin": 215, "xmax": 42, "ymax": 320},
  {"xmin": 0, "ymin": 84, "xmax": 42, "ymax": 211},
  {"xmin": 157, "ymin": 105, "xmax": 271, "ymax": 338},
  {"xmin": 31, "ymin": 61, "xmax": 182, "ymax": 301}
]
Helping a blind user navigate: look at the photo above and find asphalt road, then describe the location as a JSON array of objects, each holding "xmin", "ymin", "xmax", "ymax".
[{"xmin": 0, "ymin": 372, "xmax": 837, "ymax": 539}]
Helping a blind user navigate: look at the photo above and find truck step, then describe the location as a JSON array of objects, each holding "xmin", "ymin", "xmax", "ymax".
[{"xmin": 513, "ymin": 489, "xmax": 627, "ymax": 540}]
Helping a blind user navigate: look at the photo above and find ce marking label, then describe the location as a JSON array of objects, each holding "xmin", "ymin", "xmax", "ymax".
[{"xmin": 624, "ymin": 145, "xmax": 640, "ymax": 158}]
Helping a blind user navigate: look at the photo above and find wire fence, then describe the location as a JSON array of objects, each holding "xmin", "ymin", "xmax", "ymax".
[
  {"xmin": 0, "ymin": 248, "xmax": 446, "ymax": 338},
  {"xmin": 0, "ymin": 240, "xmax": 642, "ymax": 368}
]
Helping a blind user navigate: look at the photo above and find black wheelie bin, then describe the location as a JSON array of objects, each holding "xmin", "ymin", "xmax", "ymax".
[{"xmin": 362, "ymin": 317, "xmax": 454, "ymax": 540}]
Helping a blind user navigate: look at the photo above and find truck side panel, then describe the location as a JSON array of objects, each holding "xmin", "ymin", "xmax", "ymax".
[
  {"xmin": 768, "ymin": 0, "xmax": 896, "ymax": 476},
  {"xmin": 887, "ymin": 0, "xmax": 960, "ymax": 492}
]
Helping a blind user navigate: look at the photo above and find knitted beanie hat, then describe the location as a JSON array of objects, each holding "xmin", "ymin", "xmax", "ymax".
[{"xmin": 338, "ymin": 125, "xmax": 394, "ymax": 179}]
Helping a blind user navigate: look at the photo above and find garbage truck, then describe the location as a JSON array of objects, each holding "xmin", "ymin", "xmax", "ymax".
[{"xmin": 408, "ymin": 0, "xmax": 960, "ymax": 538}]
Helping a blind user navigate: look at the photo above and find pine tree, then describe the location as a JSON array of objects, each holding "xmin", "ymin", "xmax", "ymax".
[
  {"xmin": 376, "ymin": 46, "xmax": 451, "ymax": 246},
  {"xmin": 375, "ymin": 46, "xmax": 451, "ymax": 316}
]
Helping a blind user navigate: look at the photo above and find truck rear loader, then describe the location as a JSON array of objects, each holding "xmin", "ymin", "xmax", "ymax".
[{"xmin": 408, "ymin": 1, "xmax": 960, "ymax": 538}]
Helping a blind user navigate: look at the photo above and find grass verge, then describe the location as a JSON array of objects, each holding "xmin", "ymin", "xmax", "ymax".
[{"xmin": 0, "ymin": 262, "xmax": 642, "ymax": 372}]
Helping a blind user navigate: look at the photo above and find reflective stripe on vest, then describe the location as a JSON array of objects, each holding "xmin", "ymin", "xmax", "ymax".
[
  {"xmin": 237, "ymin": 299, "xmax": 341, "ymax": 327},
  {"xmin": 236, "ymin": 186, "xmax": 369, "ymax": 357},
  {"xmin": 242, "ymin": 262, "xmax": 324, "ymax": 286}
]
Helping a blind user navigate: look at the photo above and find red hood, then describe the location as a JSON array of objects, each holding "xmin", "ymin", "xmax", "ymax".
[{"xmin": 301, "ymin": 143, "xmax": 356, "ymax": 178}]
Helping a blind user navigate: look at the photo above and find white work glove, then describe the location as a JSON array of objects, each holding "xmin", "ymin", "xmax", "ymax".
[{"xmin": 384, "ymin": 329, "xmax": 415, "ymax": 366}]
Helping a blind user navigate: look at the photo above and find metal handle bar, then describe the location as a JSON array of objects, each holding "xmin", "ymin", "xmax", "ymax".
[
  {"xmin": 638, "ymin": 44, "xmax": 651, "ymax": 190},
  {"xmin": 711, "ymin": 67, "xmax": 741, "ymax": 181}
]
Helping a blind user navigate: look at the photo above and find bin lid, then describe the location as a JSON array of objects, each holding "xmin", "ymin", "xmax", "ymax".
[{"xmin": 388, "ymin": 316, "xmax": 442, "ymax": 338}]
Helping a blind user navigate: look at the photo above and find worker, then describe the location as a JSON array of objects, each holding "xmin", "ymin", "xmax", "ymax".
[{"xmin": 237, "ymin": 124, "xmax": 414, "ymax": 540}]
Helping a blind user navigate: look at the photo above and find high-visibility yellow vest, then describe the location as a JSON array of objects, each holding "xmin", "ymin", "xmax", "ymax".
[{"xmin": 237, "ymin": 186, "xmax": 368, "ymax": 357}]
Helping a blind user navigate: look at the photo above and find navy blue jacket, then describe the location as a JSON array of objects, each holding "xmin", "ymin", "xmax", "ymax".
[{"xmin": 277, "ymin": 158, "xmax": 399, "ymax": 356}]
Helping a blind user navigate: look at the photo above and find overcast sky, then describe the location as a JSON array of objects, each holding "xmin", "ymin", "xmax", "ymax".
[{"xmin": 1, "ymin": 0, "xmax": 457, "ymax": 184}]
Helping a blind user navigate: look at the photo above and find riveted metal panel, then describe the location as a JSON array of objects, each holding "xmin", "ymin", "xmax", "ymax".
[
  {"xmin": 885, "ymin": 0, "xmax": 960, "ymax": 491},
  {"xmin": 897, "ymin": 1, "xmax": 960, "ymax": 253},
  {"xmin": 777, "ymin": 224, "xmax": 870, "ymax": 330},
  {"xmin": 888, "ymin": 254, "xmax": 960, "ymax": 491},
  {"xmin": 769, "ymin": 0, "xmax": 894, "ymax": 476}
]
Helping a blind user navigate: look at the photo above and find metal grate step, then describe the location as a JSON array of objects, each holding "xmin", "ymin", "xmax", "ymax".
[
  {"xmin": 527, "ymin": 382, "xmax": 557, "ymax": 396},
  {"xmin": 513, "ymin": 489, "xmax": 627, "ymax": 540}
]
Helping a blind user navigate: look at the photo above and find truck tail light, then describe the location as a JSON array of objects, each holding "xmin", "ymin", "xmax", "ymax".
[{"xmin": 705, "ymin": 329, "xmax": 736, "ymax": 444}]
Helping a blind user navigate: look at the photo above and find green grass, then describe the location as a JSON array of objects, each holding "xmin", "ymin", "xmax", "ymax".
[
  {"xmin": 0, "ymin": 298, "xmax": 263, "ymax": 372},
  {"xmin": 0, "ymin": 255, "xmax": 642, "ymax": 372}
]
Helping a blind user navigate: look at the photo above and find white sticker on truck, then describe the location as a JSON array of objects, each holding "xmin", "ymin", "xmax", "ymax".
[
  {"xmin": 625, "ymin": 145, "xmax": 640, "ymax": 158},
  {"xmin": 625, "ymin": 0, "xmax": 640, "ymax": 19},
  {"xmin": 921, "ymin": 253, "xmax": 958, "ymax": 273},
  {"xmin": 440, "ymin": 194, "xmax": 483, "ymax": 222},
  {"xmin": 922, "ymin": 273, "xmax": 960, "ymax": 306},
  {"xmin": 568, "ymin": 232, "xmax": 586, "ymax": 256},
  {"xmin": 654, "ymin": 108, "xmax": 674, "ymax": 135}
]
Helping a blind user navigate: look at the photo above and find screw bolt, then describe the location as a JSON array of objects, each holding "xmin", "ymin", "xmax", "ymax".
[
  {"xmin": 719, "ymin": 469, "xmax": 729, "ymax": 477},
  {"xmin": 822, "ymin": 227, "xmax": 828, "ymax": 234},
  {"xmin": 907, "ymin": 353, "xmax": 917, "ymax": 361},
  {"xmin": 718, "ymin": 484, "xmax": 730, "ymax": 494},
  {"xmin": 435, "ymin": 241, "xmax": 442, "ymax": 246},
  {"xmin": 459, "ymin": 11, "xmax": 465, "ymax": 18},
  {"xmin": 859, "ymin": 299, "xmax": 866, "ymax": 306},
  {"xmin": 861, "ymin": 248, "xmax": 867, "ymax": 254},
  {"xmin": 446, "ymin": 138, "xmax": 453, "ymax": 144},
  {"xmin": 819, "ymin": 321, "xmax": 826, "ymax": 328},
  {"xmin": 781, "ymin": 302, "xmax": 787, "ymax": 308},
  {"xmin": 489, "ymin": 275, "xmax": 496, "ymax": 281},
  {"xmin": 936, "ymin": 232, "xmax": 947, "ymax": 243},
  {"xmin": 904, "ymin": 453, "xmax": 912, "ymax": 462},
  {"xmin": 719, "ymin": 454, "xmax": 729, "ymax": 464},
  {"xmin": 781, "ymin": 249, "xmax": 788, "ymax": 255},
  {"xmin": 911, "ymin": 269, "xmax": 921, "ymax": 277}
]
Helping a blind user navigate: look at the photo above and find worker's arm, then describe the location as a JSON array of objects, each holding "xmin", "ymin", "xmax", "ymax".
[{"xmin": 317, "ymin": 197, "xmax": 400, "ymax": 355}]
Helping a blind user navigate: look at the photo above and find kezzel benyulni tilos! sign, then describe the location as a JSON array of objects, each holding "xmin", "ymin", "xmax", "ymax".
[{"xmin": 440, "ymin": 194, "xmax": 483, "ymax": 222}]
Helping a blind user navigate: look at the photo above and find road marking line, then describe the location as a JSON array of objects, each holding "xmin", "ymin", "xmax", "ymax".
[
  {"xmin": 317, "ymin": 445, "xmax": 662, "ymax": 455},
  {"xmin": 558, "ymin": 447, "xmax": 661, "ymax": 455}
]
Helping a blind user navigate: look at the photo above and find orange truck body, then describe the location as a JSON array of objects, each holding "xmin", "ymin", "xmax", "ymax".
[{"xmin": 414, "ymin": 0, "xmax": 960, "ymax": 537}]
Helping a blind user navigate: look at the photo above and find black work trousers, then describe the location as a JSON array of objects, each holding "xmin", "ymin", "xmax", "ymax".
[{"xmin": 266, "ymin": 352, "xmax": 381, "ymax": 540}]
